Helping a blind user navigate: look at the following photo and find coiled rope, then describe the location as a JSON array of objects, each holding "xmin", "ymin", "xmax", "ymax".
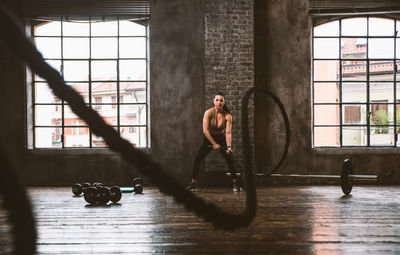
[{"xmin": 241, "ymin": 87, "xmax": 290, "ymax": 176}]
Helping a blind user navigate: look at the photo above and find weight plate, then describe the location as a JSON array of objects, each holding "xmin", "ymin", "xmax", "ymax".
[
  {"xmin": 72, "ymin": 183, "xmax": 82, "ymax": 196},
  {"xmin": 83, "ymin": 187, "xmax": 97, "ymax": 204},
  {"xmin": 341, "ymin": 159, "xmax": 354, "ymax": 195},
  {"xmin": 97, "ymin": 187, "xmax": 110, "ymax": 204},
  {"xmin": 134, "ymin": 184, "xmax": 143, "ymax": 194},
  {"xmin": 109, "ymin": 186, "xmax": 122, "ymax": 203},
  {"xmin": 82, "ymin": 182, "xmax": 91, "ymax": 189},
  {"xmin": 133, "ymin": 178, "xmax": 144, "ymax": 186}
]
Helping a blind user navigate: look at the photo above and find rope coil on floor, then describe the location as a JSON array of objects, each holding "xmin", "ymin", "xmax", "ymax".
[{"xmin": 0, "ymin": 7, "xmax": 257, "ymax": 234}]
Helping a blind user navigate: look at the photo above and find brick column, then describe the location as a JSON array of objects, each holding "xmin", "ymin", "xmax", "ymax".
[{"xmin": 204, "ymin": 0, "xmax": 254, "ymax": 175}]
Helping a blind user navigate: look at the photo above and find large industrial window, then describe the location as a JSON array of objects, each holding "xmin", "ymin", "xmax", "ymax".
[
  {"xmin": 28, "ymin": 18, "xmax": 149, "ymax": 148},
  {"xmin": 313, "ymin": 17, "xmax": 400, "ymax": 147}
]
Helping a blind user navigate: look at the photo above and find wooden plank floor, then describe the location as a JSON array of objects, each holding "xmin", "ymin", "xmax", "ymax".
[{"xmin": 1, "ymin": 185, "xmax": 400, "ymax": 254}]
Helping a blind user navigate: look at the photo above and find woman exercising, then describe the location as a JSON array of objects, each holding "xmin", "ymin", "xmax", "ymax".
[{"xmin": 186, "ymin": 92, "xmax": 242, "ymax": 192}]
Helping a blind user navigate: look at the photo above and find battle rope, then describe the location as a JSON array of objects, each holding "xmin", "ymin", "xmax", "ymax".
[
  {"xmin": 0, "ymin": 147, "xmax": 36, "ymax": 255},
  {"xmin": 0, "ymin": 8, "xmax": 256, "ymax": 232},
  {"xmin": 241, "ymin": 87, "xmax": 290, "ymax": 176}
]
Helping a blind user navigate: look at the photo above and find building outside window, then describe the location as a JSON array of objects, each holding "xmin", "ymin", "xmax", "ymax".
[
  {"xmin": 29, "ymin": 18, "xmax": 149, "ymax": 148},
  {"xmin": 313, "ymin": 17, "xmax": 400, "ymax": 147}
]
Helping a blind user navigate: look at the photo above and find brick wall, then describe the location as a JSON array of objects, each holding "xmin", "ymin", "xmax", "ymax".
[{"xmin": 204, "ymin": 0, "xmax": 254, "ymax": 176}]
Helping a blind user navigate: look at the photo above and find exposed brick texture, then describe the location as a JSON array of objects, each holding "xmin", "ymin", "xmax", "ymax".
[{"xmin": 204, "ymin": 0, "xmax": 254, "ymax": 176}]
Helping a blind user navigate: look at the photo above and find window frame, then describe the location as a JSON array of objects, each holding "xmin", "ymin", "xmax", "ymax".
[
  {"xmin": 26, "ymin": 17, "xmax": 150, "ymax": 150},
  {"xmin": 312, "ymin": 16, "xmax": 400, "ymax": 148}
]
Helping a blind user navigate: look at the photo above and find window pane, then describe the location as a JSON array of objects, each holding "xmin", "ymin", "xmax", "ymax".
[
  {"xmin": 91, "ymin": 105, "xmax": 118, "ymax": 126},
  {"xmin": 369, "ymin": 104, "xmax": 394, "ymax": 125},
  {"xmin": 313, "ymin": 82, "xmax": 339, "ymax": 103},
  {"xmin": 396, "ymin": 82, "xmax": 400, "ymax": 102},
  {"xmin": 91, "ymin": 61, "xmax": 117, "ymax": 81},
  {"xmin": 63, "ymin": 38, "xmax": 89, "ymax": 59},
  {"xmin": 397, "ymin": 61, "xmax": 400, "ymax": 80},
  {"xmin": 342, "ymin": 126, "xmax": 367, "ymax": 146},
  {"xmin": 341, "ymin": 38, "xmax": 366, "ymax": 59},
  {"xmin": 342, "ymin": 105, "xmax": 366, "ymax": 124},
  {"xmin": 91, "ymin": 21, "xmax": 118, "ymax": 36},
  {"xmin": 120, "ymin": 60, "xmax": 146, "ymax": 80},
  {"xmin": 313, "ymin": 20, "xmax": 339, "ymax": 37},
  {"xmin": 62, "ymin": 21, "xmax": 89, "ymax": 36},
  {"xmin": 34, "ymin": 21, "xmax": 61, "ymax": 36},
  {"xmin": 313, "ymin": 38, "xmax": 339, "ymax": 59},
  {"xmin": 120, "ymin": 127, "xmax": 147, "ymax": 147},
  {"xmin": 64, "ymin": 105, "xmax": 88, "ymax": 126},
  {"xmin": 35, "ymin": 105, "xmax": 62, "ymax": 126},
  {"xmin": 35, "ymin": 37, "xmax": 61, "ymax": 58},
  {"xmin": 120, "ymin": 38, "xmax": 146, "ymax": 58},
  {"xmin": 370, "ymin": 127, "xmax": 394, "ymax": 146},
  {"xmin": 91, "ymin": 83, "xmax": 117, "ymax": 103},
  {"xmin": 35, "ymin": 60, "xmax": 62, "ymax": 82},
  {"xmin": 63, "ymin": 61, "xmax": 89, "ymax": 81},
  {"xmin": 342, "ymin": 60, "xmax": 366, "ymax": 81},
  {"xmin": 120, "ymin": 105, "xmax": 146, "ymax": 125},
  {"xmin": 35, "ymin": 127, "xmax": 62, "ymax": 148},
  {"xmin": 120, "ymin": 82, "xmax": 146, "ymax": 103},
  {"xmin": 92, "ymin": 133, "xmax": 107, "ymax": 147},
  {"xmin": 341, "ymin": 18, "xmax": 367, "ymax": 36},
  {"xmin": 342, "ymin": 82, "xmax": 366, "ymax": 103},
  {"xmin": 369, "ymin": 18, "xmax": 394, "ymax": 36},
  {"xmin": 314, "ymin": 105, "xmax": 339, "ymax": 125},
  {"xmin": 35, "ymin": 82, "xmax": 58, "ymax": 103},
  {"xmin": 369, "ymin": 61, "xmax": 394, "ymax": 81},
  {"xmin": 396, "ymin": 39, "xmax": 400, "ymax": 58},
  {"xmin": 370, "ymin": 83, "xmax": 394, "ymax": 102},
  {"xmin": 91, "ymin": 38, "xmax": 118, "ymax": 59},
  {"xmin": 91, "ymin": 126, "xmax": 118, "ymax": 147},
  {"xmin": 397, "ymin": 20, "xmax": 400, "ymax": 37},
  {"xmin": 313, "ymin": 60, "xmax": 339, "ymax": 81},
  {"xmin": 64, "ymin": 127, "xmax": 90, "ymax": 147},
  {"xmin": 314, "ymin": 127, "xmax": 339, "ymax": 147},
  {"xmin": 369, "ymin": 39, "xmax": 394, "ymax": 59},
  {"xmin": 120, "ymin": 21, "xmax": 146, "ymax": 36},
  {"xmin": 67, "ymin": 83, "xmax": 89, "ymax": 103}
]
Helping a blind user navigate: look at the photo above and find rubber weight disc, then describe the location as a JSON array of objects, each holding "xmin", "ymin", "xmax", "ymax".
[
  {"xmin": 97, "ymin": 187, "xmax": 110, "ymax": 204},
  {"xmin": 83, "ymin": 187, "xmax": 97, "ymax": 204},
  {"xmin": 109, "ymin": 186, "xmax": 122, "ymax": 203},
  {"xmin": 341, "ymin": 159, "xmax": 354, "ymax": 195},
  {"xmin": 72, "ymin": 183, "xmax": 82, "ymax": 196}
]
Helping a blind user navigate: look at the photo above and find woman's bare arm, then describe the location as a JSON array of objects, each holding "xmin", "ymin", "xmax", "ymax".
[{"xmin": 225, "ymin": 114, "xmax": 232, "ymax": 152}]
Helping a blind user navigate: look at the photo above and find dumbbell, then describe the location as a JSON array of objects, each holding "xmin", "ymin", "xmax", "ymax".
[
  {"xmin": 72, "ymin": 182, "xmax": 105, "ymax": 196},
  {"xmin": 83, "ymin": 185, "xmax": 122, "ymax": 204},
  {"xmin": 120, "ymin": 178, "xmax": 144, "ymax": 194},
  {"xmin": 72, "ymin": 182, "xmax": 91, "ymax": 196},
  {"xmin": 133, "ymin": 178, "xmax": 144, "ymax": 194},
  {"xmin": 72, "ymin": 182, "xmax": 121, "ymax": 204}
]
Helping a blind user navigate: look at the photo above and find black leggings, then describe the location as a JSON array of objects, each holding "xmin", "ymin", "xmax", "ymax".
[{"xmin": 192, "ymin": 134, "xmax": 237, "ymax": 180}]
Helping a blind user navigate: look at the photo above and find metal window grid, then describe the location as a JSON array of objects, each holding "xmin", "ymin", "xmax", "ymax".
[
  {"xmin": 31, "ymin": 17, "xmax": 149, "ymax": 149},
  {"xmin": 312, "ymin": 17, "xmax": 400, "ymax": 147}
]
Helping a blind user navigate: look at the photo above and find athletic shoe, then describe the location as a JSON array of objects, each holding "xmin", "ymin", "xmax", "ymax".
[
  {"xmin": 186, "ymin": 182, "xmax": 198, "ymax": 191},
  {"xmin": 233, "ymin": 183, "xmax": 242, "ymax": 192}
]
